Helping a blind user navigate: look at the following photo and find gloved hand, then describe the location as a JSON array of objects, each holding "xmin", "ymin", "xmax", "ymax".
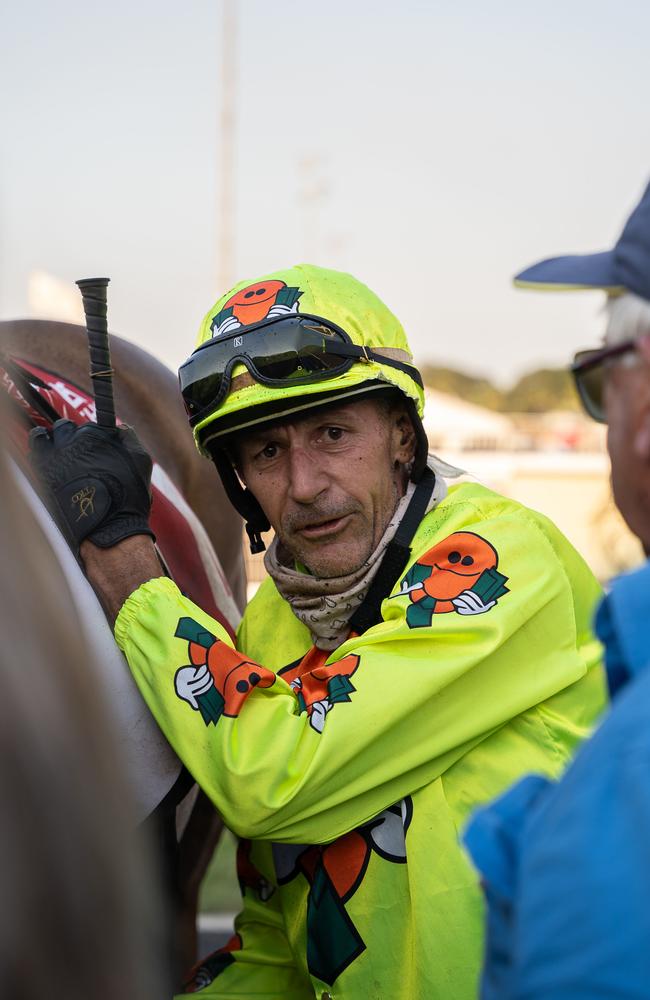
[{"xmin": 29, "ymin": 418, "xmax": 155, "ymax": 551}]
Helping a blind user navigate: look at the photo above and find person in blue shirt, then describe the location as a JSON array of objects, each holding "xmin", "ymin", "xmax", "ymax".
[{"xmin": 464, "ymin": 178, "xmax": 650, "ymax": 1000}]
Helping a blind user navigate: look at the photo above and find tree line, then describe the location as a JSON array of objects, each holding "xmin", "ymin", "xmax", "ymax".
[{"xmin": 419, "ymin": 365, "xmax": 581, "ymax": 413}]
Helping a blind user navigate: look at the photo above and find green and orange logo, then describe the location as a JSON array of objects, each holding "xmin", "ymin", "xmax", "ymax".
[
  {"xmin": 173, "ymin": 616, "xmax": 275, "ymax": 726},
  {"xmin": 279, "ymin": 645, "xmax": 360, "ymax": 734},
  {"xmin": 396, "ymin": 531, "xmax": 509, "ymax": 628},
  {"xmin": 272, "ymin": 797, "xmax": 413, "ymax": 985},
  {"xmin": 211, "ymin": 279, "xmax": 303, "ymax": 338}
]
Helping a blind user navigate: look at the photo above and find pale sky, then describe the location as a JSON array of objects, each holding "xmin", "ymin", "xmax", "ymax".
[{"xmin": 2, "ymin": 0, "xmax": 650, "ymax": 385}]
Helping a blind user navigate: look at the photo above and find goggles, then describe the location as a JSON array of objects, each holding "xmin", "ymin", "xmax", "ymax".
[
  {"xmin": 571, "ymin": 338, "xmax": 639, "ymax": 423},
  {"xmin": 179, "ymin": 312, "xmax": 422, "ymax": 428}
]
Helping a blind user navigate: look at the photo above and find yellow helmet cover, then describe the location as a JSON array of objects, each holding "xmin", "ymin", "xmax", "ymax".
[{"xmin": 191, "ymin": 264, "xmax": 424, "ymax": 451}]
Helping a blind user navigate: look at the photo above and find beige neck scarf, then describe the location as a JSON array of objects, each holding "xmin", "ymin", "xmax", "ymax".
[{"xmin": 263, "ymin": 461, "xmax": 451, "ymax": 650}]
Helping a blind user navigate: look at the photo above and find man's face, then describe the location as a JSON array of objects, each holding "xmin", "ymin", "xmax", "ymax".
[
  {"xmin": 236, "ymin": 398, "xmax": 416, "ymax": 577},
  {"xmin": 604, "ymin": 352, "xmax": 650, "ymax": 551}
]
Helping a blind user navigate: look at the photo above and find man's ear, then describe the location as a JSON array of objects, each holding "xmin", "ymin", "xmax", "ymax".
[{"xmin": 392, "ymin": 408, "xmax": 417, "ymax": 466}]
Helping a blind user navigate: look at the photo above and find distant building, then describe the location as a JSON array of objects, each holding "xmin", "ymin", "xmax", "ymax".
[
  {"xmin": 509, "ymin": 410, "xmax": 606, "ymax": 453},
  {"xmin": 442, "ymin": 450, "xmax": 641, "ymax": 584},
  {"xmin": 424, "ymin": 389, "xmax": 517, "ymax": 452},
  {"xmin": 423, "ymin": 389, "xmax": 605, "ymax": 454}
]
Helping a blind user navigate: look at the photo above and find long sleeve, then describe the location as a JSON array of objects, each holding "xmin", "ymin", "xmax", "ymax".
[{"xmin": 115, "ymin": 500, "xmax": 603, "ymax": 845}]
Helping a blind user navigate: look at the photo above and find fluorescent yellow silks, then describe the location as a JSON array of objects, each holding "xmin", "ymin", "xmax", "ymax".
[{"xmin": 116, "ymin": 482, "xmax": 605, "ymax": 999}]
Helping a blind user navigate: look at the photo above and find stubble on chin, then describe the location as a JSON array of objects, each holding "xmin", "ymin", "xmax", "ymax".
[
  {"xmin": 279, "ymin": 525, "xmax": 376, "ymax": 579},
  {"xmin": 277, "ymin": 479, "xmax": 403, "ymax": 578}
]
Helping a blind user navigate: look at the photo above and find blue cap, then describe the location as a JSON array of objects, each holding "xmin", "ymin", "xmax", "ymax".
[{"xmin": 514, "ymin": 180, "xmax": 650, "ymax": 301}]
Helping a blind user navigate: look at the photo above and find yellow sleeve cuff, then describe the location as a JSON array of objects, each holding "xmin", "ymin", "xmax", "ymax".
[{"xmin": 114, "ymin": 576, "xmax": 182, "ymax": 650}]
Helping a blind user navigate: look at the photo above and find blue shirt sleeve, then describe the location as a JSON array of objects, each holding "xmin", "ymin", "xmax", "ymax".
[
  {"xmin": 463, "ymin": 775, "xmax": 551, "ymax": 1000},
  {"xmin": 466, "ymin": 562, "xmax": 650, "ymax": 1000},
  {"xmin": 512, "ymin": 682, "xmax": 650, "ymax": 999}
]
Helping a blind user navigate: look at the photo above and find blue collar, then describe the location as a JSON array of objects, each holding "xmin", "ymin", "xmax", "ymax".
[{"xmin": 596, "ymin": 559, "xmax": 650, "ymax": 697}]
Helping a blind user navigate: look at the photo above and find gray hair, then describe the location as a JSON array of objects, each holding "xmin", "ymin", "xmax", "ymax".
[{"xmin": 605, "ymin": 291, "xmax": 650, "ymax": 345}]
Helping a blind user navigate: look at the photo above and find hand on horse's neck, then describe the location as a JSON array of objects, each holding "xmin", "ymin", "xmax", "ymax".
[{"xmin": 81, "ymin": 536, "xmax": 165, "ymax": 625}]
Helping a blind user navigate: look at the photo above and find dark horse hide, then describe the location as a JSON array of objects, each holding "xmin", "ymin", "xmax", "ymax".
[{"xmin": 0, "ymin": 318, "xmax": 247, "ymax": 987}]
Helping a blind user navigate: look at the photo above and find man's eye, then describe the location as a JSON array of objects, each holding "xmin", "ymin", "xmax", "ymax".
[
  {"xmin": 325, "ymin": 426, "xmax": 344, "ymax": 441},
  {"xmin": 260, "ymin": 443, "xmax": 278, "ymax": 459}
]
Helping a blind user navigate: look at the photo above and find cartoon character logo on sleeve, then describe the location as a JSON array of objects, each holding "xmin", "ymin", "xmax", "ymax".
[
  {"xmin": 173, "ymin": 616, "xmax": 275, "ymax": 726},
  {"xmin": 395, "ymin": 531, "xmax": 509, "ymax": 629},
  {"xmin": 272, "ymin": 797, "xmax": 413, "ymax": 986},
  {"xmin": 279, "ymin": 647, "xmax": 360, "ymax": 733},
  {"xmin": 236, "ymin": 838, "xmax": 275, "ymax": 903},
  {"xmin": 211, "ymin": 279, "xmax": 303, "ymax": 338},
  {"xmin": 182, "ymin": 933, "xmax": 242, "ymax": 993}
]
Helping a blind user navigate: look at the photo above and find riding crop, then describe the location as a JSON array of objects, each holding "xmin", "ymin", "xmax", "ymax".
[{"xmin": 75, "ymin": 277, "xmax": 116, "ymax": 428}]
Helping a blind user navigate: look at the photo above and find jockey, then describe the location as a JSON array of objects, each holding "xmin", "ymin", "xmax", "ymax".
[{"xmin": 30, "ymin": 264, "xmax": 606, "ymax": 999}]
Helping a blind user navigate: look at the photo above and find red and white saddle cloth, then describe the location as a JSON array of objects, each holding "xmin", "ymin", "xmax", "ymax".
[{"xmin": 1, "ymin": 357, "xmax": 239, "ymax": 639}]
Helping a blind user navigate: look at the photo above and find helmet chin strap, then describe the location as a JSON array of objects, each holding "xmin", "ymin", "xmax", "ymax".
[{"xmin": 208, "ymin": 445, "xmax": 270, "ymax": 554}]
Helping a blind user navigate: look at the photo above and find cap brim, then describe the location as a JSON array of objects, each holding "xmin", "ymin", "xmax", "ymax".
[{"xmin": 513, "ymin": 250, "xmax": 624, "ymax": 292}]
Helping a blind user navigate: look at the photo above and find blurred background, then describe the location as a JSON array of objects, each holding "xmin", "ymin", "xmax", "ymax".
[{"xmin": 4, "ymin": 0, "xmax": 649, "ymax": 946}]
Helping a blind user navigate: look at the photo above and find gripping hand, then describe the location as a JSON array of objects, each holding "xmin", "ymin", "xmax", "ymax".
[{"xmin": 29, "ymin": 418, "xmax": 155, "ymax": 551}]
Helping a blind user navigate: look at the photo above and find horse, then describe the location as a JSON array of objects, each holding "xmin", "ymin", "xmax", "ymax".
[
  {"xmin": 0, "ymin": 418, "xmax": 167, "ymax": 999},
  {"xmin": 0, "ymin": 318, "xmax": 246, "ymax": 987}
]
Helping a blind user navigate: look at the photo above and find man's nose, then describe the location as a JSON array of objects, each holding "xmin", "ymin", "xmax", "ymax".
[{"xmin": 286, "ymin": 445, "xmax": 329, "ymax": 504}]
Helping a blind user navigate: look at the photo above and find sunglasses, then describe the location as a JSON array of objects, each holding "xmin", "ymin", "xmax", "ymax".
[
  {"xmin": 179, "ymin": 312, "xmax": 422, "ymax": 427},
  {"xmin": 571, "ymin": 339, "xmax": 638, "ymax": 423}
]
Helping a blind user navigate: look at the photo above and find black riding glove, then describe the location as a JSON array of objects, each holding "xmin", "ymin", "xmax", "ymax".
[{"xmin": 29, "ymin": 418, "xmax": 155, "ymax": 550}]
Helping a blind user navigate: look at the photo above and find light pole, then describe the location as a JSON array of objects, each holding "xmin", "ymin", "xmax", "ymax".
[{"xmin": 217, "ymin": 0, "xmax": 237, "ymax": 294}]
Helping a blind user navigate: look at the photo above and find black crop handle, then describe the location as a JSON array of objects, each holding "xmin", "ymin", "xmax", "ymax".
[{"xmin": 76, "ymin": 277, "xmax": 115, "ymax": 428}]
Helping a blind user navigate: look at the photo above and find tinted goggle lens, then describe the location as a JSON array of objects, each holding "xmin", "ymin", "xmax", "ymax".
[
  {"xmin": 245, "ymin": 323, "xmax": 350, "ymax": 379},
  {"xmin": 179, "ymin": 316, "xmax": 357, "ymax": 423}
]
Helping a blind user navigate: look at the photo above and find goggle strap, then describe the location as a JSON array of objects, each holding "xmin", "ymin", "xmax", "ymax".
[
  {"xmin": 322, "ymin": 341, "xmax": 423, "ymax": 387},
  {"xmin": 377, "ymin": 352, "xmax": 424, "ymax": 388}
]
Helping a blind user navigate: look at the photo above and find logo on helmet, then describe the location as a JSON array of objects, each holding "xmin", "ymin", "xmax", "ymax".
[{"xmin": 210, "ymin": 280, "xmax": 303, "ymax": 338}]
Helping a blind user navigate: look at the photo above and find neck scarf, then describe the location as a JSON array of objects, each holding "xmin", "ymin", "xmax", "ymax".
[{"xmin": 264, "ymin": 461, "xmax": 452, "ymax": 650}]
